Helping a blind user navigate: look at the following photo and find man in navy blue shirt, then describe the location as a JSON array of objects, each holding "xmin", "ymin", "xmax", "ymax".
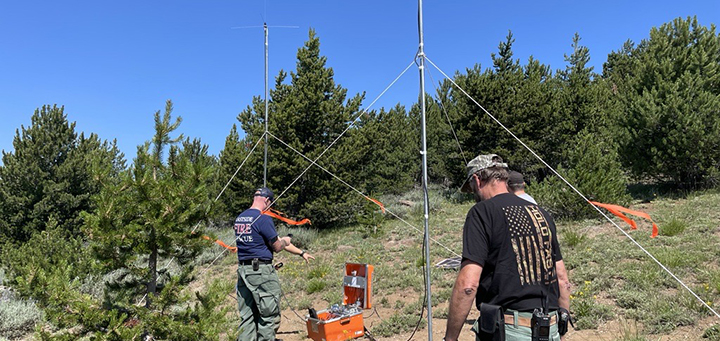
[{"xmin": 235, "ymin": 187, "xmax": 314, "ymax": 341}]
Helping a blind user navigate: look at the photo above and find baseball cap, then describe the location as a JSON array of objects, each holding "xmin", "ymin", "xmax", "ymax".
[
  {"xmin": 254, "ymin": 187, "xmax": 274, "ymax": 202},
  {"xmin": 460, "ymin": 154, "xmax": 508, "ymax": 193},
  {"xmin": 507, "ymin": 171, "xmax": 525, "ymax": 186}
]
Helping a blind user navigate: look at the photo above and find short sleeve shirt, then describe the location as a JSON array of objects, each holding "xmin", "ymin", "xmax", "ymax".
[
  {"xmin": 462, "ymin": 193, "xmax": 563, "ymax": 312},
  {"xmin": 234, "ymin": 208, "xmax": 278, "ymax": 261}
]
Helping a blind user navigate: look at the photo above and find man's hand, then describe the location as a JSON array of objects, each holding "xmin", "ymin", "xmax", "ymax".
[{"xmin": 300, "ymin": 251, "xmax": 315, "ymax": 263}]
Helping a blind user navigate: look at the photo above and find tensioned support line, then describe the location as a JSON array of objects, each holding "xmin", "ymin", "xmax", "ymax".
[
  {"xmin": 425, "ymin": 66, "xmax": 468, "ymax": 165},
  {"xmin": 233, "ymin": 59, "xmax": 416, "ymax": 233},
  {"xmin": 195, "ymin": 60, "xmax": 418, "ymax": 277},
  {"xmin": 215, "ymin": 131, "xmax": 268, "ymax": 204},
  {"xmin": 424, "ymin": 56, "xmax": 720, "ymax": 320},
  {"xmin": 267, "ymin": 131, "xmax": 461, "ymax": 258}
]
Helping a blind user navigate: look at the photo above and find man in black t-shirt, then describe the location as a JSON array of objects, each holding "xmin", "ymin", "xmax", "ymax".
[{"xmin": 443, "ymin": 154, "xmax": 571, "ymax": 341}]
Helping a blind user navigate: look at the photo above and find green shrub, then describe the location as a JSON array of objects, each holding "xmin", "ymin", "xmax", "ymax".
[
  {"xmin": 640, "ymin": 297, "xmax": 696, "ymax": 333},
  {"xmin": 306, "ymin": 264, "xmax": 331, "ymax": 280},
  {"xmin": 355, "ymin": 199, "xmax": 386, "ymax": 239},
  {"xmin": 434, "ymin": 287, "xmax": 453, "ymax": 305},
  {"xmin": 294, "ymin": 295, "xmax": 313, "ymax": 310},
  {"xmin": 434, "ymin": 307, "xmax": 449, "ymax": 319},
  {"xmin": 371, "ymin": 312, "xmax": 425, "ymax": 337},
  {"xmin": 704, "ymin": 324, "xmax": 720, "ymax": 340},
  {"xmin": 561, "ymin": 229, "xmax": 587, "ymax": 248},
  {"xmin": 277, "ymin": 225, "xmax": 318, "ymax": 249},
  {"xmin": 531, "ymin": 130, "xmax": 630, "ymax": 219},
  {"xmin": 306, "ymin": 279, "xmax": 326, "ymax": 294},
  {"xmin": 660, "ymin": 218, "xmax": 686, "ymax": 236},
  {"xmin": 711, "ymin": 270, "xmax": 720, "ymax": 294},
  {"xmin": 401, "ymin": 298, "xmax": 425, "ymax": 315},
  {"xmin": 614, "ymin": 318, "xmax": 647, "ymax": 341},
  {"xmin": 321, "ymin": 290, "xmax": 343, "ymax": 305},
  {"xmin": 572, "ymin": 297, "xmax": 612, "ymax": 329},
  {"xmin": 0, "ymin": 298, "xmax": 44, "ymax": 339},
  {"xmin": 614, "ymin": 289, "xmax": 648, "ymax": 310}
]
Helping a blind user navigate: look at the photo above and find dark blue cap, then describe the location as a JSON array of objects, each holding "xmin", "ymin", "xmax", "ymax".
[{"xmin": 254, "ymin": 187, "xmax": 274, "ymax": 202}]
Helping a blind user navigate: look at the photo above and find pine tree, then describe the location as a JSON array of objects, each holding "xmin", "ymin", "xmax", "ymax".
[
  {"xmin": 347, "ymin": 105, "xmax": 416, "ymax": 194},
  {"xmin": 232, "ymin": 30, "xmax": 366, "ymax": 226},
  {"xmin": 423, "ymin": 82, "xmax": 467, "ymax": 186},
  {"xmin": 84, "ymin": 100, "xmax": 214, "ymax": 307},
  {"xmin": 0, "ymin": 105, "xmax": 124, "ymax": 245},
  {"xmin": 533, "ymin": 33, "xmax": 630, "ymax": 213},
  {"xmin": 531, "ymin": 128, "xmax": 630, "ymax": 218},
  {"xmin": 605, "ymin": 17, "xmax": 720, "ymax": 186},
  {"xmin": 216, "ymin": 124, "xmax": 257, "ymax": 218},
  {"xmin": 447, "ymin": 32, "xmax": 557, "ymax": 181}
]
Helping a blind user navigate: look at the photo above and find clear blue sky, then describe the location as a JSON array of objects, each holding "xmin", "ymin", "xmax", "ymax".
[{"xmin": 1, "ymin": 1, "xmax": 718, "ymax": 161}]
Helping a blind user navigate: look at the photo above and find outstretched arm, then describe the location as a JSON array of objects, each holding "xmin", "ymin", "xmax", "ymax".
[{"xmin": 283, "ymin": 243, "xmax": 315, "ymax": 263}]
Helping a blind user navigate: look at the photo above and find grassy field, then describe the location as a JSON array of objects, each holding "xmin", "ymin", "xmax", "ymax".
[
  {"xmin": 178, "ymin": 186, "xmax": 720, "ymax": 341},
  {"xmin": 5, "ymin": 187, "xmax": 720, "ymax": 340}
]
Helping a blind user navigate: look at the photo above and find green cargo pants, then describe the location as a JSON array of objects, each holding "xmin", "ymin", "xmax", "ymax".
[
  {"xmin": 237, "ymin": 263, "xmax": 282, "ymax": 341},
  {"xmin": 472, "ymin": 310, "xmax": 561, "ymax": 341}
]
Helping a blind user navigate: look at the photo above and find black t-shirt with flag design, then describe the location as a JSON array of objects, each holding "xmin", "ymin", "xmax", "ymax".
[{"xmin": 462, "ymin": 193, "xmax": 562, "ymax": 312}]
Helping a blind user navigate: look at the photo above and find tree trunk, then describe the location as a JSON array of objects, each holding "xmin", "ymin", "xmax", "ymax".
[{"xmin": 146, "ymin": 227, "xmax": 157, "ymax": 308}]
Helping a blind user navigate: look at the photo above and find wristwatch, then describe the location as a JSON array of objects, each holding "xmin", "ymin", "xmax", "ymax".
[{"xmin": 300, "ymin": 250, "xmax": 305, "ymax": 257}]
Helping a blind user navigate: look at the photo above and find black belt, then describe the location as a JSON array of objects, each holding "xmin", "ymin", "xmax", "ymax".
[{"xmin": 239, "ymin": 259, "xmax": 272, "ymax": 265}]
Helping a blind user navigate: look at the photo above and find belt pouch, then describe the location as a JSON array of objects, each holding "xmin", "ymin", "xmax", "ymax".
[{"xmin": 478, "ymin": 303, "xmax": 506, "ymax": 341}]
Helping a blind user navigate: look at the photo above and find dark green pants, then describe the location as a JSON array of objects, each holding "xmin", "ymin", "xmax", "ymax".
[{"xmin": 237, "ymin": 263, "xmax": 282, "ymax": 341}]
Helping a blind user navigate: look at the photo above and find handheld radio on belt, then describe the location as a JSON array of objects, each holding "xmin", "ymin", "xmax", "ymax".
[{"xmin": 531, "ymin": 292, "xmax": 551, "ymax": 341}]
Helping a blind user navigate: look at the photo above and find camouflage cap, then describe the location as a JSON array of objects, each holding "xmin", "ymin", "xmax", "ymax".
[
  {"xmin": 460, "ymin": 154, "xmax": 508, "ymax": 193},
  {"xmin": 254, "ymin": 187, "xmax": 274, "ymax": 202}
]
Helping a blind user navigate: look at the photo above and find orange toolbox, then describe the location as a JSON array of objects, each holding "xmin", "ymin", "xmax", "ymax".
[{"xmin": 306, "ymin": 263, "xmax": 374, "ymax": 341}]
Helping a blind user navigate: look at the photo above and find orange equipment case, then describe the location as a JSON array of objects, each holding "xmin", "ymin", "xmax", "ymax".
[
  {"xmin": 306, "ymin": 309, "xmax": 364, "ymax": 341},
  {"xmin": 306, "ymin": 263, "xmax": 374, "ymax": 341}
]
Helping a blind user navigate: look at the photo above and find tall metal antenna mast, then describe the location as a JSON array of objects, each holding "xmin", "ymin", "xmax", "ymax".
[
  {"xmin": 263, "ymin": 22, "xmax": 269, "ymax": 187},
  {"xmin": 233, "ymin": 21, "xmax": 297, "ymax": 188},
  {"xmin": 418, "ymin": 0, "xmax": 434, "ymax": 340}
]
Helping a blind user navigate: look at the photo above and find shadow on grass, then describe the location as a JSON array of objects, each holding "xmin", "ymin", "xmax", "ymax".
[{"xmin": 627, "ymin": 182, "xmax": 690, "ymax": 203}]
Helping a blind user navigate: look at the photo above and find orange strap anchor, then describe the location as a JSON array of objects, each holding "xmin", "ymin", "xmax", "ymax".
[
  {"xmin": 262, "ymin": 208, "xmax": 312, "ymax": 226},
  {"xmin": 201, "ymin": 235, "xmax": 237, "ymax": 252},
  {"xmin": 365, "ymin": 196, "xmax": 386, "ymax": 213},
  {"xmin": 200, "ymin": 208, "xmax": 312, "ymax": 253},
  {"xmin": 590, "ymin": 201, "xmax": 658, "ymax": 238}
]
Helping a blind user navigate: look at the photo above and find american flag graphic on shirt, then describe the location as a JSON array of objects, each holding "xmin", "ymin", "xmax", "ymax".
[{"xmin": 503, "ymin": 205, "xmax": 557, "ymax": 286}]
